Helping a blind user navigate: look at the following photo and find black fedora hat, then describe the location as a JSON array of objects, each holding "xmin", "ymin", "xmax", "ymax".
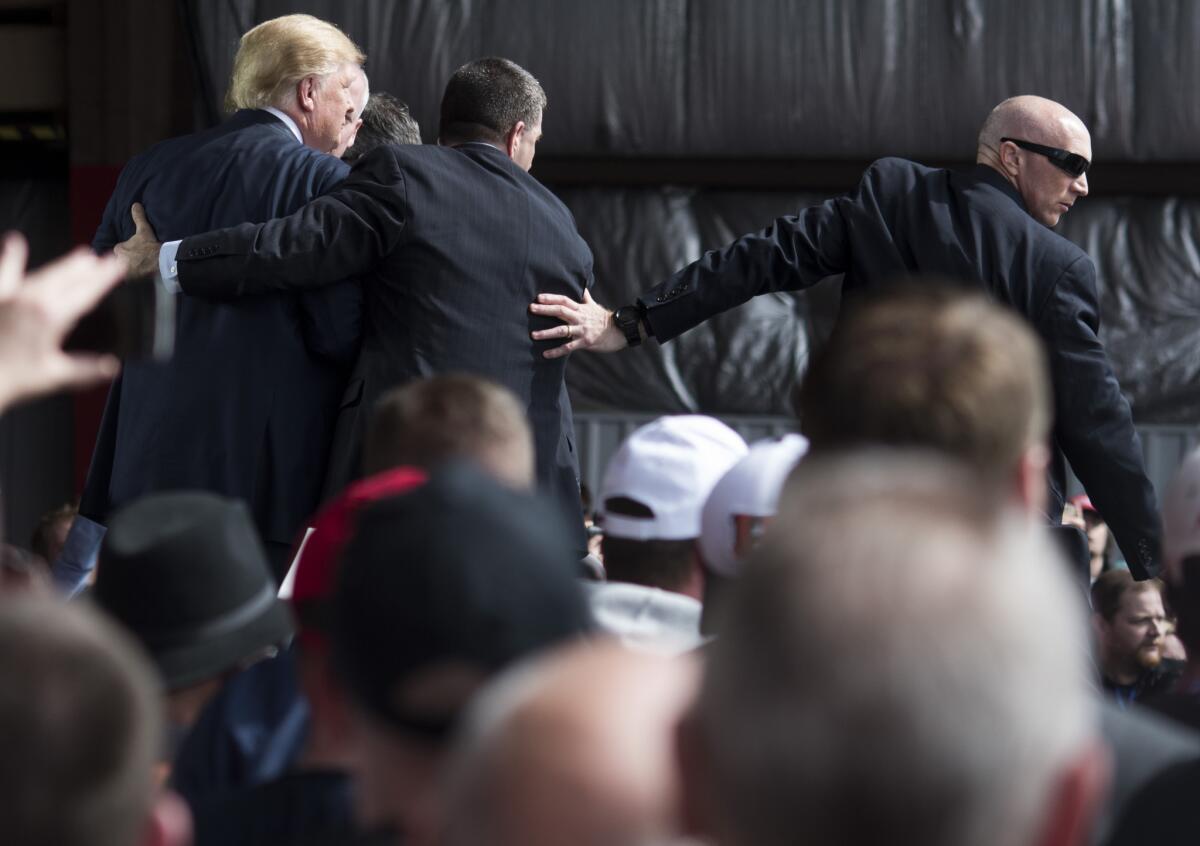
[{"xmin": 95, "ymin": 491, "xmax": 293, "ymax": 690}]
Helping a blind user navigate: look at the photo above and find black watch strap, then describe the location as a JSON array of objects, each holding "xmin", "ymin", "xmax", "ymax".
[{"xmin": 612, "ymin": 305, "xmax": 644, "ymax": 347}]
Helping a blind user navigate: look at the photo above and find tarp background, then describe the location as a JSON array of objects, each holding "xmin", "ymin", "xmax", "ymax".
[{"xmin": 175, "ymin": 0, "xmax": 1200, "ymax": 424}]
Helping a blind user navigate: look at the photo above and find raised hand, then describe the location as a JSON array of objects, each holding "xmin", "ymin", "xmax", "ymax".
[{"xmin": 0, "ymin": 233, "xmax": 123, "ymax": 411}]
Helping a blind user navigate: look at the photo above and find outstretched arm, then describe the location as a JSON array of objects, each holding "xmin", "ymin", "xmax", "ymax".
[
  {"xmin": 115, "ymin": 146, "xmax": 409, "ymax": 300},
  {"xmin": 529, "ymin": 196, "xmax": 851, "ymax": 357}
]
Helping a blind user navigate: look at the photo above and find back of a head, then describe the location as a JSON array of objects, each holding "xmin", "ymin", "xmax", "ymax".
[
  {"xmin": 443, "ymin": 640, "xmax": 699, "ymax": 846},
  {"xmin": 0, "ymin": 598, "xmax": 161, "ymax": 846},
  {"xmin": 439, "ymin": 56, "xmax": 546, "ymax": 146},
  {"xmin": 698, "ymin": 452, "xmax": 1094, "ymax": 846},
  {"xmin": 599, "ymin": 415, "xmax": 747, "ymax": 591},
  {"xmin": 225, "ymin": 13, "xmax": 365, "ymax": 112},
  {"xmin": 342, "ymin": 92, "xmax": 422, "ymax": 162},
  {"xmin": 797, "ymin": 288, "xmax": 1050, "ymax": 484},
  {"xmin": 363, "ymin": 374, "xmax": 535, "ymax": 490}
]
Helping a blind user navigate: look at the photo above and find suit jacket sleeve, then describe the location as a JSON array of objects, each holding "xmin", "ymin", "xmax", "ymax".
[
  {"xmin": 1038, "ymin": 255, "xmax": 1161, "ymax": 579},
  {"xmin": 639, "ymin": 196, "xmax": 852, "ymax": 343},
  {"xmin": 175, "ymin": 146, "xmax": 408, "ymax": 299}
]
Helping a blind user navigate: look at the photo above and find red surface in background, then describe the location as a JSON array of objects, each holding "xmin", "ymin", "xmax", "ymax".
[{"xmin": 69, "ymin": 165, "xmax": 121, "ymax": 493}]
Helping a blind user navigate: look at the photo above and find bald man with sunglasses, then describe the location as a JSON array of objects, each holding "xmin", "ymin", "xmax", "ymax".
[{"xmin": 534, "ymin": 95, "xmax": 1162, "ymax": 580}]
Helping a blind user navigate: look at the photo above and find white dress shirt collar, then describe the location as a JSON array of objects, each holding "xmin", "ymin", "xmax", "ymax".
[{"xmin": 263, "ymin": 107, "xmax": 303, "ymax": 144}]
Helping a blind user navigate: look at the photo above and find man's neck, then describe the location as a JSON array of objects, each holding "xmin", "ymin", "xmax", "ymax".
[
  {"xmin": 976, "ymin": 152, "xmax": 1017, "ymax": 188},
  {"xmin": 263, "ymin": 106, "xmax": 303, "ymax": 145}
]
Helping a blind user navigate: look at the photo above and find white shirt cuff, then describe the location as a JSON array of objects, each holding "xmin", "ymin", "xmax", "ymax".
[{"xmin": 159, "ymin": 240, "xmax": 182, "ymax": 294}]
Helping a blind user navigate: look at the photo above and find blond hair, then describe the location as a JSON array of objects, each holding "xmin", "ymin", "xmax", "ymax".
[{"xmin": 225, "ymin": 14, "xmax": 365, "ymax": 112}]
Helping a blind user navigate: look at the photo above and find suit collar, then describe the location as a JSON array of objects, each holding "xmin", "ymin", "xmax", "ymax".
[
  {"xmin": 262, "ymin": 107, "xmax": 303, "ymax": 144},
  {"xmin": 227, "ymin": 109, "xmax": 303, "ymax": 143},
  {"xmin": 448, "ymin": 140, "xmax": 510, "ymax": 158},
  {"xmin": 971, "ymin": 163, "xmax": 1029, "ymax": 213}
]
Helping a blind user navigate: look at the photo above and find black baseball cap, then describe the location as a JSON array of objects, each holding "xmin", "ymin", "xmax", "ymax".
[{"xmin": 331, "ymin": 461, "xmax": 593, "ymax": 739}]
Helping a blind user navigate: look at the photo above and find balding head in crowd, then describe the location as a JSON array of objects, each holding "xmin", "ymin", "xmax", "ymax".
[
  {"xmin": 363, "ymin": 374, "xmax": 536, "ymax": 490},
  {"xmin": 681, "ymin": 452, "xmax": 1106, "ymax": 846},
  {"xmin": 442, "ymin": 640, "xmax": 699, "ymax": 846},
  {"xmin": 798, "ymin": 288, "xmax": 1052, "ymax": 512},
  {"xmin": 225, "ymin": 14, "xmax": 368, "ymax": 156},
  {"xmin": 0, "ymin": 598, "xmax": 189, "ymax": 846}
]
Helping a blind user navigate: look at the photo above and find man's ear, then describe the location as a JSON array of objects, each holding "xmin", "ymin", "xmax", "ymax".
[
  {"xmin": 140, "ymin": 789, "xmax": 192, "ymax": 846},
  {"xmin": 675, "ymin": 706, "xmax": 717, "ymax": 840},
  {"xmin": 999, "ymin": 139, "xmax": 1022, "ymax": 178},
  {"xmin": 1031, "ymin": 739, "xmax": 1111, "ymax": 846},
  {"xmin": 504, "ymin": 120, "xmax": 528, "ymax": 160},
  {"xmin": 297, "ymin": 76, "xmax": 319, "ymax": 115}
]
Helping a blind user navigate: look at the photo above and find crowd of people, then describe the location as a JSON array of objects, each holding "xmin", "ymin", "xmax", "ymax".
[{"xmin": 2, "ymin": 10, "xmax": 1200, "ymax": 846}]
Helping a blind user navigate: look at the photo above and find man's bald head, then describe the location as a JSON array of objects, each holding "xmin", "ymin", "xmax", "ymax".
[
  {"xmin": 977, "ymin": 96, "xmax": 1086, "ymax": 154},
  {"xmin": 977, "ymin": 96, "xmax": 1092, "ymax": 228},
  {"xmin": 442, "ymin": 641, "xmax": 699, "ymax": 846}
]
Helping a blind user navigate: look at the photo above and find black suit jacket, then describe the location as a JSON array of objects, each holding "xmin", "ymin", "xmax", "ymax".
[
  {"xmin": 639, "ymin": 158, "xmax": 1160, "ymax": 578},
  {"xmin": 82, "ymin": 109, "xmax": 361, "ymax": 545},
  {"xmin": 171, "ymin": 141, "xmax": 595, "ymax": 546}
]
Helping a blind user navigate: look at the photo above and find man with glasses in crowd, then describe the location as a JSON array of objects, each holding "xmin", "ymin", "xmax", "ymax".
[{"xmin": 534, "ymin": 94, "xmax": 1162, "ymax": 581}]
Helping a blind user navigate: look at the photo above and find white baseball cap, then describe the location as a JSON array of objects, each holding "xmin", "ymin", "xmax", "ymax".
[
  {"xmin": 1163, "ymin": 445, "xmax": 1200, "ymax": 580},
  {"xmin": 599, "ymin": 415, "xmax": 748, "ymax": 541},
  {"xmin": 698, "ymin": 434, "xmax": 809, "ymax": 577}
]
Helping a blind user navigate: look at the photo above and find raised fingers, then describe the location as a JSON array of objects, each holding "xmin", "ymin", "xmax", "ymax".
[{"xmin": 0, "ymin": 232, "xmax": 29, "ymax": 298}]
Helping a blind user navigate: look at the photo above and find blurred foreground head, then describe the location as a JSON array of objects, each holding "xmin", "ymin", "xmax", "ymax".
[
  {"xmin": 798, "ymin": 288, "xmax": 1051, "ymax": 511},
  {"xmin": 0, "ymin": 598, "xmax": 189, "ymax": 846},
  {"xmin": 684, "ymin": 452, "xmax": 1105, "ymax": 846},
  {"xmin": 442, "ymin": 640, "xmax": 699, "ymax": 846}
]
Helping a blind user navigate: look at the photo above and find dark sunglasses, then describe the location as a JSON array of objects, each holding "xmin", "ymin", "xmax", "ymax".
[{"xmin": 1000, "ymin": 137, "xmax": 1090, "ymax": 178}]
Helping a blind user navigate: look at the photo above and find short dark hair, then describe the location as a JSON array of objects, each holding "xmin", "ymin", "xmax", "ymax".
[
  {"xmin": 363, "ymin": 374, "xmax": 534, "ymax": 488},
  {"xmin": 0, "ymin": 598, "xmax": 161, "ymax": 846},
  {"xmin": 343, "ymin": 92, "xmax": 422, "ymax": 163},
  {"xmin": 1091, "ymin": 569, "xmax": 1162, "ymax": 622},
  {"xmin": 797, "ymin": 287, "xmax": 1050, "ymax": 483},
  {"xmin": 601, "ymin": 496, "xmax": 695, "ymax": 592},
  {"xmin": 439, "ymin": 56, "xmax": 546, "ymax": 146}
]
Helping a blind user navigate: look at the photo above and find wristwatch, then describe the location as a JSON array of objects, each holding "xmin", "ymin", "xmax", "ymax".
[{"xmin": 612, "ymin": 305, "xmax": 645, "ymax": 348}]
